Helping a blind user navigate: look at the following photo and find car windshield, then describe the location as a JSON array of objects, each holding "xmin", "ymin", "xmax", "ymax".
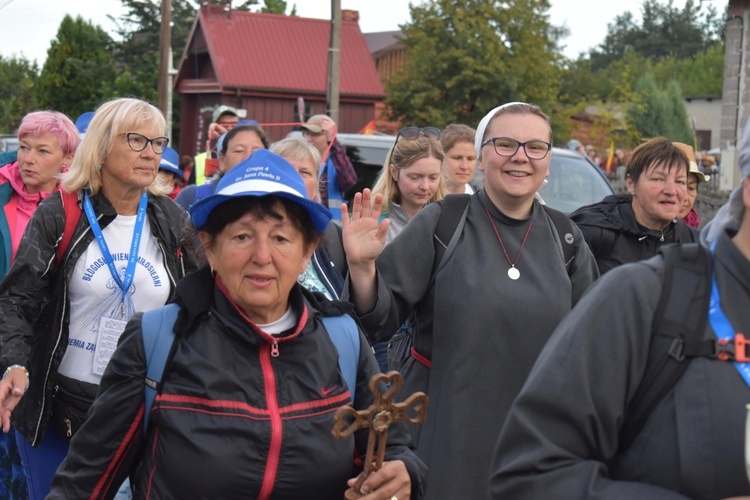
[
  {"xmin": 330, "ymin": 134, "xmax": 614, "ymax": 214},
  {"xmin": 538, "ymin": 151, "xmax": 614, "ymax": 214}
]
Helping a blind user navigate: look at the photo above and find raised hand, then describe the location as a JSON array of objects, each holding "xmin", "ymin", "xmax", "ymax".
[
  {"xmin": 318, "ymin": 116, "xmax": 337, "ymax": 144},
  {"xmin": 341, "ymin": 189, "xmax": 390, "ymax": 313},
  {"xmin": 341, "ymin": 189, "xmax": 390, "ymax": 267}
]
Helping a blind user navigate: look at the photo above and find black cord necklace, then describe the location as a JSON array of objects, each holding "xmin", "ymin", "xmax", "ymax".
[{"xmin": 484, "ymin": 207, "xmax": 533, "ymax": 280}]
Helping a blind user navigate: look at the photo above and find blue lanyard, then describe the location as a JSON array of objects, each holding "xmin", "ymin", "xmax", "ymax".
[
  {"xmin": 708, "ymin": 241, "xmax": 750, "ymax": 386},
  {"xmin": 83, "ymin": 191, "xmax": 148, "ymax": 310}
]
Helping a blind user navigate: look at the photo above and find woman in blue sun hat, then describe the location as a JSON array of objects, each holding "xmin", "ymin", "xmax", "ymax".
[
  {"xmin": 49, "ymin": 149, "xmax": 426, "ymax": 499},
  {"xmin": 157, "ymin": 147, "xmax": 183, "ymax": 200}
]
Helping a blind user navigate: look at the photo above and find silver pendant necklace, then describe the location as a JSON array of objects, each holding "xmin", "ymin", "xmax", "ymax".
[{"xmin": 484, "ymin": 207, "xmax": 533, "ymax": 281}]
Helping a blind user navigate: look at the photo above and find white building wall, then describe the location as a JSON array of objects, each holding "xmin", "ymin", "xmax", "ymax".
[{"xmin": 684, "ymin": 98, "xmax": 722, "ymax": 150}]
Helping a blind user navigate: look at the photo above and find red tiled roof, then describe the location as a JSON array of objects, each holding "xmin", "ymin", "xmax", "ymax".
[{"xmin": 191, "ymin": 7, "xmax": 384, "ymax": 98}]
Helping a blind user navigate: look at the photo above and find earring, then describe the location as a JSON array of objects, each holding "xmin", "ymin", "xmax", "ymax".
[
  {"xmin": 210, "ymin": 266, "xmax": 217, "ymax": 278},
  {"xmin": 98, "ymin": 164, "xmax": 103, "ymax": 171}
]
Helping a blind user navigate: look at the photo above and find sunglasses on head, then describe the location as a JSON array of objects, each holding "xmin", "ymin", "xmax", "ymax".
[
  {"xmin": 397, "ymin": 126, "xmax": 441, "ymax": 141},
  {"xmin": 387, "ymin": 126, "xmax": 441, "ymax": 168}
]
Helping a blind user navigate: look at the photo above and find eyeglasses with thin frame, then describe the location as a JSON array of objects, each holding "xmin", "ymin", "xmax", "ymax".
[
  {"xmin": 481, "ymin": 137, "xmax": 552, "ymax": 160},
  {"xmin": 387, "ymin": 126, "xmax": 442, "ymax": 166},
  {"xmin": 122, "ymin": 132, "xmax": 169, "ymax": 154}
]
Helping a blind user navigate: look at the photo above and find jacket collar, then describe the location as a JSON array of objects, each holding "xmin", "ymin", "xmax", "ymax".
[{"xmin": 172, "ymin": 266, "xmax": 355, "ymax": 342}]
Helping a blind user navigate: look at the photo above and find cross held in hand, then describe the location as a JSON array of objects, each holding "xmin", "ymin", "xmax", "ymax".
[{"xmin": 332, "ymin": 371, "xmax": 428, "ymax": 497}]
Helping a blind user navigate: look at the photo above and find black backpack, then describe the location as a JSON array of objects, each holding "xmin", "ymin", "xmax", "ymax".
[{"xmin": 617, "ymin": 243, "xmax": 746, "ymax": 451}]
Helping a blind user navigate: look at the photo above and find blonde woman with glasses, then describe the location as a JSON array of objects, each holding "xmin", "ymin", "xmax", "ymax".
[{"xmin": 0, "ymin": 97, "xmax": 196, "ymax": 499}]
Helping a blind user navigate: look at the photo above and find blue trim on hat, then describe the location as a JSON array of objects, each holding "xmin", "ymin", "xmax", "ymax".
[
  {"xmin": 189, "ymin": 149, "xmax": 332, "ymax": 232},
  {"xmin": 159, "ymin": 147, "xmax": 182, "ymax": 177}
]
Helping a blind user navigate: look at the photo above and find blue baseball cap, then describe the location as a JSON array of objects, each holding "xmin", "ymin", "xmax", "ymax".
[
  {"xmin": 158, "ymin": 147, "xmax": 182, "ymax": 177},
  {"xmin": 189, "ymin": 149, "xmax": 331, "ymax": 231}
]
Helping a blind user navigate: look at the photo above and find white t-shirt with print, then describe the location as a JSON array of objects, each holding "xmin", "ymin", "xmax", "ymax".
[{"xmin": 58, "ymin": 215, "xmax": 170, "ymax": 384}]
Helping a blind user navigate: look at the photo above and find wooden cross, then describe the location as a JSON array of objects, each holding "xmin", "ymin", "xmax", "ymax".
[{"xmin": 332, "ymin": 370, "xmax": 428, "ymax": 498}]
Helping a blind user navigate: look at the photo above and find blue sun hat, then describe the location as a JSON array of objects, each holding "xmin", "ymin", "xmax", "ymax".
[
  {"xmin": 75, "ymin": 111, "xmax": 95, "ymax": 138},
  {"xmin": 158, "ymin": 147, "xmax": 182, "ymax": 177},
  {"xmin": 189, "ymin": 149, "xmax": 332, "ymax": 231}
]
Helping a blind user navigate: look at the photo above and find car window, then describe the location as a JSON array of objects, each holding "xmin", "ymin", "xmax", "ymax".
[
  {"xmin": 539, "ymin": 152, "xmax": 614, "ymax": 214},
  {"xmin": 344, "ymin": 144, "xmax": 389, "ymax": 203},
  {"xmin": 0, "ymin": 137, "xmax": 18, "ymax": 153}
]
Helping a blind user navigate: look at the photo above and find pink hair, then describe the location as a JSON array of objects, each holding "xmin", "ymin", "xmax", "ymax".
[{"xmin": 17, "ymin": 111, "xmax": 79, "ymax": 156}]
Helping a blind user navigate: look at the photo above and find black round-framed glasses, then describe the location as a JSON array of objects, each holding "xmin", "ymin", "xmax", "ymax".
[
  {"xmin": 122, "ymin": 132, "xmax": 169, "ymax": 154},
  {"xmin": 481, "ymin": 137, "xmax": 552, "ymax": 160}
]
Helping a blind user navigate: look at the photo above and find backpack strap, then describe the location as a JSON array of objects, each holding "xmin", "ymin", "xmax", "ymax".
[
  {"xmin": 595, "ymin": 228, "xmax": 619, "ymax": 266},
  {"xmin": 56, "ymin": 190, "xmax": 83, "ymax": 267},
  {"xmin": 432, "ymin": 194, "xmax": 471, "ymax": 277},
  {"xmin": 542, "ymin": 205, "xmax": 575, "ymax": 271},
  {"xmin": 618, "ymin": 243, "xmax": 711, "ymax": 451},
  {"xmin": 141, "ymin": 303, "xmax": 181, "ymax": 437},
  {"xmin": 321, "ymin": 314, "xmax": 360, "ymax": 405}
]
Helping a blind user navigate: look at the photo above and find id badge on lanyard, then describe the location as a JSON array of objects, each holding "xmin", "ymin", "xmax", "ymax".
[{"xmin": 83, "ymin": 191, "xmax": 148, "ymax": 375}]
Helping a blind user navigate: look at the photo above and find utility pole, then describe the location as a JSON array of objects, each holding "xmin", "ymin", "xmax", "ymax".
[
  {"xmin": 158, "ymin": 0, "xmax": 173, "ymax": 135},
  {"xmin": 326, "ymin": 0, "xmax": 341, "ymax": 123}
]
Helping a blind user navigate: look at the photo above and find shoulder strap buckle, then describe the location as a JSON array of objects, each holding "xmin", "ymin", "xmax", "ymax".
[
  {"xmin": 713, "ymin": 334, "xmax": 750, "ymax": 362},
  {"xmin": 667, "ymin": 338, "xmax": 685, "ymax": 362}
]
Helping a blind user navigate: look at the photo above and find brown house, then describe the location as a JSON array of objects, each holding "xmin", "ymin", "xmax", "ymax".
[
  {"xmin": 174, "ymin": 5, "xmax": 385, "ymax": 156},
  {"xmin": 363, "ymin": 30, "xmax": 407, "ymax": 135},
  {"xmin": 365, "ymin": 30, "xmax": 406, "ymax": 83}
]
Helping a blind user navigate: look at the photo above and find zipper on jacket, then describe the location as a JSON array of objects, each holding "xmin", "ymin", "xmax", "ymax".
[
  {"xmin": 258, "ymin": 343, "xmax": 283, "ymax": 499},
  {"xmin": 156, "ymin": 240, "xmax": 178, "ymax": 290},
  {"xmin": 312, "ymin": 252, "xmax": 340, "ymax": 300},
  {"xmin": 33, "ymin": 217, "xmax": 96, "ymax": 446}
]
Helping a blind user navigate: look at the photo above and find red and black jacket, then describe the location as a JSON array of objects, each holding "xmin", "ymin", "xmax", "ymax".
[{"xmin": 49, "ymin": 267, "xmax": 426, "ymax": 499}]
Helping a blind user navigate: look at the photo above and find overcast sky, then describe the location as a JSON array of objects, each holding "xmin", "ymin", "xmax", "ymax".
[{"xmin": 0, "ymin": 0, "xmax": 729, "ymax": 65}]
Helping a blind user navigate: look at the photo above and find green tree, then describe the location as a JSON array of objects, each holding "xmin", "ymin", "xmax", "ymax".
[
  {"xmin": 110, "ymin": 0, "xmax": 204, "ymax": 102},
  {"xmin": 590, "ymin": 0, "xmax": 721, "ymax": 71},
  {"xmin": 385, "ymin": 0, "xmax": 564, "ymax": 129},
  {"xmin": 260, "ymin": 0, "xmax": 296, "ymax": 14},
  {"xmin": 627, "ymin": 72, "xmax": 692, "ymax": 143},
  {"xmin": 0, "ymin": 55, "xmax": 39, "ymax": 133},
  {"xmin": 651, "ymin": 43, "xmax": 724, "ymax": 97},
  {"xmin": 36, "ymin": 16, "xmax": 117, "ymax": 119}
]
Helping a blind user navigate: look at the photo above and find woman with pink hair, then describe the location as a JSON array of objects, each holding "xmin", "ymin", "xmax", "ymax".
[
  {"xmin": 0, "ymin": 110, "xmax": 78, "ymax": 499},
  {"xmin": 0, "ymin": 111, "xmax": 79, "ymax": 270}
]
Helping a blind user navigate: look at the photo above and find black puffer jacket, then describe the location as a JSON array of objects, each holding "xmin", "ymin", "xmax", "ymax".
[
  {"xmin": 0, "ymin": 190, "xmax": 195, "ymax": 446},
  {"xmin": 570, "ymin": 193, "xmax": 698, "ymax": 275},
  {"xmin": 49, "ymin": 268, "xmax": 427, "ymax": 499}
]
